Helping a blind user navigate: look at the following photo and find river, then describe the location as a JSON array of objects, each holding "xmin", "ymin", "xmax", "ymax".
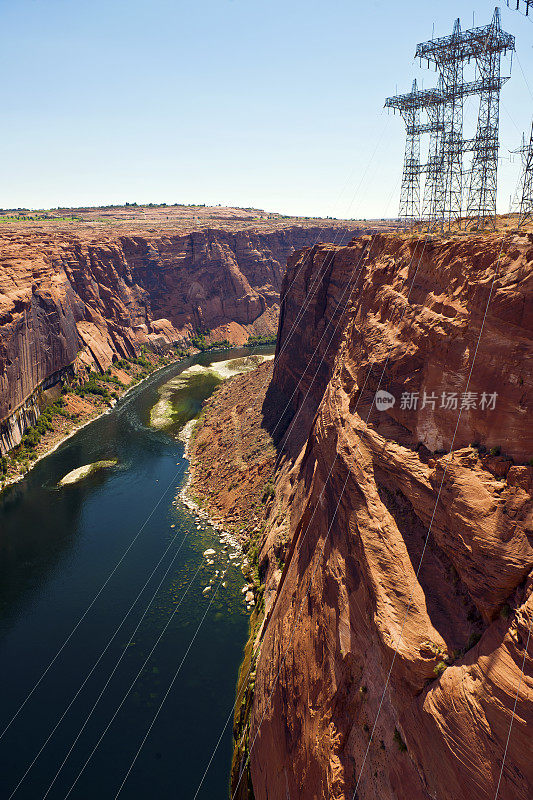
[{"xmin": 0, "ymin": 346, "xmax": 274, "ymax": 799}]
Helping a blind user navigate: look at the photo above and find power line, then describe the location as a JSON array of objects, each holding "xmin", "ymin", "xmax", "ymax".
[
  {"xmin": 493, "ymin": 615, "xmax": 532, "ymax": 799},
  {"xmin": 387, "ymin": 9, "xmax": 515, "ymax": 229},
  {"xmin": 113, "ymin": 178, "xmax": 404, "ymax": 800},
  {"xmin": 6, "ymin": 121, "xmax": 396, "ymax": 799},
  {"xmin": 1, "ymin": 117, "xmax": 392, "ymax": 791}
]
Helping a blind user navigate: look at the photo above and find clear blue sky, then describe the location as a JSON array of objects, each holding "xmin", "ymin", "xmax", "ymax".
[{"xmin": 1, "ymin": 0, "xmax": 532, "ymax": 217}]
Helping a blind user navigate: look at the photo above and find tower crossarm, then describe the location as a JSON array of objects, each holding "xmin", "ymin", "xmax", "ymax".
[
  {"xmin": 462, "ymin": 138, "xmax": 498, "ymax": 153},
  {"xmin": 415, "ymin": 14, "xmax": 514, "ymax": 65},
  {"xmin": 384, "ymin": 88, "xmax": 441, "ymax": 112},
  {"xmin": 453, "ymin": 75, "xmax": 509, "ymax": 99},
  {"xmin": 414, "ymin": 122, "xmax": 444, "ymax": 134},
  {"xmin": 385, "ymin": 76, "xmax": 508, "ymax": 113}
]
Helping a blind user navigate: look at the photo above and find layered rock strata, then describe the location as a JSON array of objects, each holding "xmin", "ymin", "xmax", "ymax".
[
  {"xmin": 227, "ymin": 231, "xmax": 533, "ymax": 800},
  {"xmin": 0, "ymin": 224, "xmax": 360, "ymax": 453}
]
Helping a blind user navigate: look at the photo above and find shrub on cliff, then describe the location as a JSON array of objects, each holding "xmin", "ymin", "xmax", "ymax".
[
  {"xmin": 393, "ymin": 727, "xmax": 407, "ymax": 752},
  {"xmin": 73, "ymin": 379, "xmax": 111, "ymax": 401},
  {"xmin": 433, "ymin": 660, "xmax": 448, "ymax": 677},
  {"xmin": 189, "ymin": 331, "xmax": 230, "ymax": 351},
  {"xmin": 261, "ymin": 481, "xmax": 275, "ymax": 503},
  {"xmin": 245, "ymin": 334, "xmax": 276, "ymax": 347},
  {"xmin": 14, "ymin": 399, "xmax": 69, "ymax": 460}
]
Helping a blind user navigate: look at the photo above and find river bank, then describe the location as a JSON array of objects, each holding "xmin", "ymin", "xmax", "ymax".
[
  {"xmin": 175, "ymin": 355, "xmax": 278, "ymax": 603},
  {"xmin": 0, "ymin": 344, "xmax": 248, "ymax": 494},
  {"xmin": 0, "ymin": 345, "xmax": 260, "ymax": 799},
  {"xmin": 0, "ymin": 350, "xmax": 180, "ymax": 493},
  {"xmin": 185, "ymin": 359, "xmax": 294, "ymax": 798},
  {"xmin": 187, "ymin": 360, "xmax": 277, "ymax": 545}
]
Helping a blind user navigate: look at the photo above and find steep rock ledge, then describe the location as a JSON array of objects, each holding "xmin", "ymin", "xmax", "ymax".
[
  {"xmin": 228, "ymin": 231, "xmax": 533, "ymax": 800},
  {"xmin": 0, "ymin": 223, "xmax": 360, "ymax": 453},
  {"xmin": 188, "ymin": 360, "xmax": 277, "ymax": 542}
]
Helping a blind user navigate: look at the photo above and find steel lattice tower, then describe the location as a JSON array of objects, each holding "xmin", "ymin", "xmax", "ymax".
[
  {"xmin": 385, "ymin": 81, "xmax": 445, "ymax": 224},
  {"xmin": 397, "ymin": 80, "xmax": 422, "ymax": 222},
  {"xmin": 415, "ymin": 10, "xmax": 514, "ymax": 227},
  {"xmin": 511, "ymin": 0, "xmax": 533, "ymax": 15},
  {"xmin": 516, "ymin": 122, "xmax": 533, "ymax": 227},
  {"xmin": 466, "ymin": 9, "xmax": 514, "ymax": 225},
  {"xmin": 422, "ymin": 79, "xmax": 446, "ymax": 222},
  {"xmin": 386, "ymin": 9, "xmax": 515, "ymax": 228},
  {"xmin": 384, "ymin": 80, "xmax": 438, "ymax": 222},
  {"xmin": 416, "ymin": 19, "xmax": 465, "ymax": 226}
]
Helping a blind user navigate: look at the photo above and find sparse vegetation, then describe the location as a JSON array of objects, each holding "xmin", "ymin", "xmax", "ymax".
[
  {"xmin": 189, "ymin": 330, "xmax": 231, "ymax": 351},
  {"xmin": 98, "ymin": 370, "xmax": 126, "ymax": 388},
  {"xmin": 13, "ymin": 398, "xmax": 70, "ymax": 461},
  {"xmin": 500, "ymin": 603, "xmax": 512, "ymax": 620},
  {"xmin": 261, "ymin": 481, "xmax": 275, "ymax": 503},
  {"xmin": 244, "ymin": 334, "xmax": 277, "ymax": 347},
  {"xmin": 72, "ymin": 376, "xmax": 112, "ymax": 402},
  {"xmin": 393, "ymin": 727, "xmax": 407, "ymax": 752},
  {"xmin": 1, "ymin": 344, "xmax": 189, "ymax": 491},
  {"xmin": 433, "ymin": 660, "xmax": 448, "ymax": 678}
]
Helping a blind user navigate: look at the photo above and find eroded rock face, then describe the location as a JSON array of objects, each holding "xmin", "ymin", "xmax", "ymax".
[
  {"xmin": 0, "ymin": 224, "xmax": 360, "ymax": 451},
  {"xmin": 243, "ymin": 232, "xmax": 533, "ymax": 800}
]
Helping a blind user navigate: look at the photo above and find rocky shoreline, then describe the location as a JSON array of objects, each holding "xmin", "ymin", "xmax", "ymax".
[
  {"xmin": 184, "ymin": 361, "xmax": 279, "ymax": 608},
  {"xmin": 188, "ymin": 229, "xmax": 533, "ymax": 800},
  {"xmin": 186, "ymin": 360, "xmax": 277, "ymax": 545},
  {"xmin": 184, "ymin": 358, "xmax": 293, "ymax": 799},
  {"xmin": 0, "ymin": 347, "xmax": 190, "ymax": 493}
]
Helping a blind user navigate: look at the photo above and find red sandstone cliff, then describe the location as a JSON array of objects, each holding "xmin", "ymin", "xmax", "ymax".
[
  {"xmin": 0, "ymin": 222, "xmax": 362, "ymax": 452},
  {"xmin": 232, "ymin": 231, "xmax": 533, "ymax": 800}
]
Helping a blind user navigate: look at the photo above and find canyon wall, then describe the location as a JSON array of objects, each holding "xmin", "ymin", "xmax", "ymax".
[
  {"xmin": 235, "ymin": 231, "xmax": 533, "ymax": 800},
  {"xmin": 0, "ymin": 224, "xmax": 360, "ymax": 453}
]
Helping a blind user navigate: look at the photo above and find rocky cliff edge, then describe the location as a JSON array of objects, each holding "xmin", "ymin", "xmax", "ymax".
[{"xmin": 231, "ymin": 230, "xmax": 533, "ymax": 800}]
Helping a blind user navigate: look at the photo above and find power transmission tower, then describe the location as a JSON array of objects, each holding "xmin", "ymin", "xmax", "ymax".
[
  {"xmin": 516, "ymin": 122, "xmax": 533, "ymax": 227},
  {"xmin": 422, "ymin": 78, "xmax": 446, "ymax": 223},
  {"xmin": 503, "ymin": 1, "xmax": 533, "ymax": 226},
  {"xmin": 416, "ymin": 19, "xmax": 465, "ymax": 227},
  {"xmin": 509, "ymin": 0, "xmax": 533, "ymax": 15},
  {"xmin": 384, "ymin": 80, "xmax": 438, "ymax": 223},
  {"xmin": 385, "ymin": 10, "xmax": 515, "ymax": 229},
  {"xmin": 466, "ymin": 9, "xmax": 514, "ymax": 226},
  {"xmin": 415, "ymin": 9, "xmax": 514, "ymax": 228},
  {"xmin": 397, "ymin": 80, "xmax": 422, "ymax": 222}
]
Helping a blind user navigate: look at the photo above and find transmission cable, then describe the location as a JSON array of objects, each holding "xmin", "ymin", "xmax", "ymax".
[
  {"xmin": 350, "ymin": 232, "xmax": 513, "ymax": 800},
  {"xmin": 2, "ymin": 115, "xmax": 392, "ymax": 796},
  {"xmin": 193, "ymin": 91, "xmax": 506, "ymax": 799},
  {"xmin": 57, "ymin": 135, "xmax": 397, "ymax": 799},
  {"xmin": 6, "ymin": 120, "xmax": 395, "ymax": 799}
]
